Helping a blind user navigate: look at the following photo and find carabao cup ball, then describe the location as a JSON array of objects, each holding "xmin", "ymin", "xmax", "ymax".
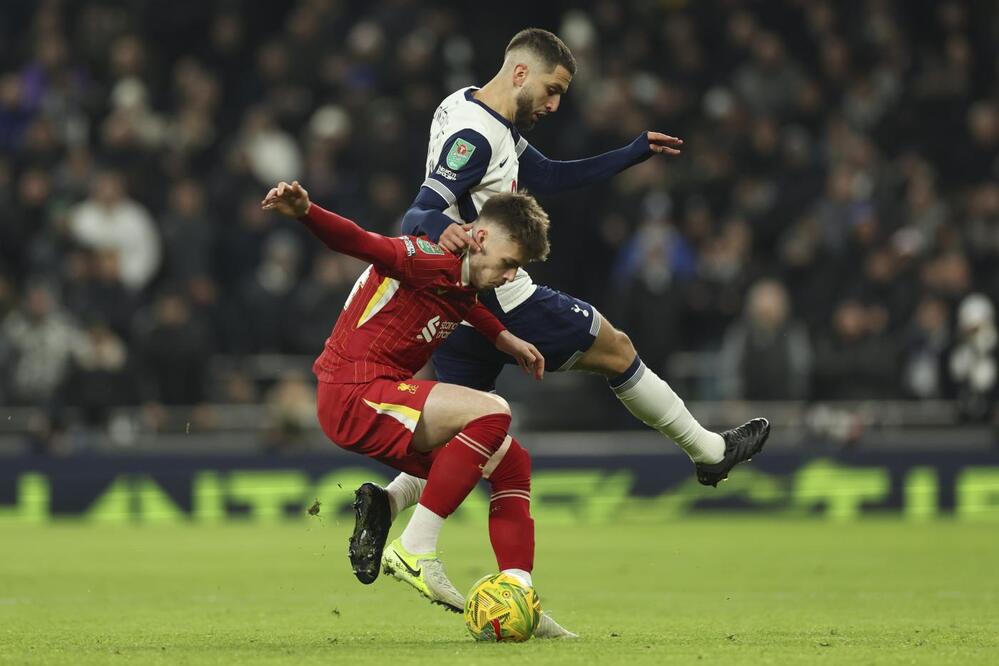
[{"xmin": 464, "ymin": 572, "xmax": 542, "ymax": 642}]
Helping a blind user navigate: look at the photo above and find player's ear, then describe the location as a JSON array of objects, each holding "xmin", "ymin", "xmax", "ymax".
[
  {"xmin": 512, "ymin": 62, "xmax": 528, "ymax": 87},
  {"xmin": 474, "ymin": 227, "xmax": 488, "ymax": 250}
]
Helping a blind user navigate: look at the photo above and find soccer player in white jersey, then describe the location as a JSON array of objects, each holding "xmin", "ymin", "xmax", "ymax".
[{"xmin": 348, "ymin": 29, "xmax": 770, "ymax": 634}]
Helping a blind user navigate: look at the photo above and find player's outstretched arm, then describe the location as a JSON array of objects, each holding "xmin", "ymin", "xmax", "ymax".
[
  {"xmin": 517, "ymin": 131, "xmax": 683, "ymax": 194},
  {"xmin": 261, "ymin": 181, "xmax": 399, "ymax": 267}
]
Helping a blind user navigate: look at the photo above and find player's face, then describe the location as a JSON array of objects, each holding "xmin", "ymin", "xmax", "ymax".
[
  {"xmin": 514, "ymin": 64, "xmax": 572, "ymax": 131},
  {"xmin": 468, "ymin": 227, "xmax": 524, "ymax": 290}
]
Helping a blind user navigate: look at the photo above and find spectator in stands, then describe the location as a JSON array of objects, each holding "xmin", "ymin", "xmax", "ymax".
[
  {"xmin": 732, "ymin": 31, "xmax": 803, "ymax": 117},
  {"xmin": 684, "ymin": 215, "xmax": 756, "ymax": 349},
  {"xmin": 814, "ymin": 299, "xmax": 899, "ymax": 400},
  {"xmin": 160, "ymin": 179, "xmax": 215, "ymax": 283},
  {"xmin": 133, "ymin": 289, "xmax": 210, "ymax": 406},
  {"xmin": 66, "ymin": 318, "xmax": 134, "ymax": 429},
  {"xmin": 67, "ymin": 171, "xmax": 161, "ymax": 292},
  {"xmin": 719, "ymin": 278, "xmax": 812, "ymax": 400},
  {"xmin": 2, "ymin": 280, "xmax": 77, "ymax": 406},
  {"xmin": 610, "ymin": 213, "xmax": 693, "ymax": 371},
  {"xmin": 237, "ymin": 107, "xmax": 302, "ymax": 185},
  {"xmin": 949, "ymin": 293, "xmax": 997, "ymax": 421},
  {"xmin": 63, "ymin": 248, "xmax": 137, "ymax": 342},
  {"xmin": 964, "ymin": 101, "xmax": 998, "ymax": 183},
  {"xmin": 237, "ymin": 230, "xmax": 302, "ymax": 352},
  {"xmin": 4, "ymin": 167, "xmax": 52, "ymax": 282},
  {"xmin": 901, "ymin": 296, "xmax": 951, "ymax": 399},
  {"xmin": 284, "ymin": 253, "xmax": 364, "ymax": 354},
  {"xmin": 964, "ymin": 183, "xmax": 999, "ymax": 300},
  {"xmin": 0, "ymin": 271, "xmax": 12, "ymax": 399},
  {"xmin": 262, "ymin": 372, "xmax": 315, "ymax": 454}
]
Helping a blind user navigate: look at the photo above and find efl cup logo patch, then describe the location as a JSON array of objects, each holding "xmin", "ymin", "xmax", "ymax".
[
  {"xmin": 446, "ymin": 138, "xmax": 476, "ymax": 170},
  {"xmin": 416, "ymin": 238, "xmax": 445, "ymax": 255}
]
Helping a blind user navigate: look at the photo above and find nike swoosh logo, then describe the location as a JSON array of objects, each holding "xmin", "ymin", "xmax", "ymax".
[
  {"xmin": 394, "ymin": 550, "xmax": 421, "ymax": 577},
  {"xmin": 499, "ymin": 158, "xmax": 508, "ymax": 168}
]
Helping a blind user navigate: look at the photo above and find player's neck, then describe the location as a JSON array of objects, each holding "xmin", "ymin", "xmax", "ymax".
[{"xmin": 473, "ymin": 79, "xmax": 516, "ymax": 124}]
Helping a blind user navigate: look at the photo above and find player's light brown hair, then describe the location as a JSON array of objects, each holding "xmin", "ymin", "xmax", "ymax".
[
  {"xmin": 479, "ymin": 191, "xmax": 551, "ymax": 263},
  {"xmin": 505, "ymin": 28, "xmax": 576, "ymax": 76}
]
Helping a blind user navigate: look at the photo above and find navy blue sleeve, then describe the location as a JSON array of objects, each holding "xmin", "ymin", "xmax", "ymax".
[
  {"xmin": 421, "ymin": 128, "xmax": 492, "ymax": 209},
  {"xmin": 517, "ymin": 133, "xmax": 653, "ymax": 194},
  {"xmin": 399, "ymin": 187, "xmax": 456, "ymax": 242}
]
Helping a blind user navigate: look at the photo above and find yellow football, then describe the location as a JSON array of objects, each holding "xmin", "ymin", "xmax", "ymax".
[{"xmin": 464, "ymin": 572, "xmax": 542, "ymax": 642}]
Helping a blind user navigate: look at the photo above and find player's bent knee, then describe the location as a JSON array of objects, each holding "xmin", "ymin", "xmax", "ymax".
[
  {"xmin": 483, "ymin": 391, "xmax": 511, "ymax": 417},
  {"xmin": 602, "ymin": 327, "xmax": 638, "ymax": 374},
  {"xmin": 456, "ymin": 391, "xmax": 510, "ymax": 431},
  {"xmin": 616, "ymin": 328, "xmax": 637, "ymax": 357}
]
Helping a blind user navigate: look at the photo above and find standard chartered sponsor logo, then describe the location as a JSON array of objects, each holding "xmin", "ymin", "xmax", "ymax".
[
  {"xmin": 417, "ymin": 316, "xmax": 441, "ymax": 342},
  {"xmin": 416, "ymin": 316, "xmax": 459, "ymax": 343}
]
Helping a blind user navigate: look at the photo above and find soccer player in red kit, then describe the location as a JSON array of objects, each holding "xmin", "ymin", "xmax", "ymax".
[{"xmin": 261, "ymin": 181, "xmax": 567, "ymax": 631}]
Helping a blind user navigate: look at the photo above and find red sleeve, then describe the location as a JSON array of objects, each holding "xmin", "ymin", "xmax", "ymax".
[
  {"xmin": 298, "ymin": 203, "xmax": 403, "ymax": 271},
  {"xmin": 465, "ymin": 302, "xmax": 506, "ymax": 343}
]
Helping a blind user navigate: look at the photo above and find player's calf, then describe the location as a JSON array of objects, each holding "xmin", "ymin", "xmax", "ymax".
[
  {"xmin": 486, "ymin": 439, "xmax": 534, "ymax": 575},
  {"xmin": 577, "ymin": 314, "xmax": 728, "ymax": 464}
]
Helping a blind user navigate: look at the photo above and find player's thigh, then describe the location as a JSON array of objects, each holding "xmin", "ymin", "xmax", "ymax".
[
  {"xmin": 411, "ymin": 382, "xmax": 510, "ymax": 453},
  {"xmin": 316, "ymin": 379, "xmax": 437, "ymax": 476},
  {"xmin": 572, "ymin": 313, "xmax": 637, "ymax": 376},
  {"xmin": 501, "ymin": 286, "xmax": 601, "ymax": 372}
]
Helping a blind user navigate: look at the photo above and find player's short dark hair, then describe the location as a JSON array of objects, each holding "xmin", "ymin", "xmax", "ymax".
[
  {"xmin": 505, "ymin": 28, "xmax": 576, "ymax": 76},
  {"xmin": 479, "ymin": 192, "xmax": 551, "ymax": 263}
]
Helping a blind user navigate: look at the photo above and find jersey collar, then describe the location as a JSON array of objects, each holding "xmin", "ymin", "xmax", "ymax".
[
  {"xmin": 461, "ymin": 251, "xmax": 471, "ymax": 287},
  {"xmin": 464, "ymin": 87, "xmax": 517, "ymax": 134}
]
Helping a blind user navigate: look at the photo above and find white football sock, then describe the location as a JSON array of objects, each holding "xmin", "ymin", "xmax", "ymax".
[
  {"xmin": 503, "ymin": 568, "xmax": 533, "ymax": 588},
  {"xmin": 386, "ymin": 473, "xmax": 426, "ymax": 520},
  {"xmin": 611, "ymin": 359, "xmax": 724, "ymax": 464},
  {"xmin": 400, "ymin": 503, "xmax": 445, "ymax": 555}
]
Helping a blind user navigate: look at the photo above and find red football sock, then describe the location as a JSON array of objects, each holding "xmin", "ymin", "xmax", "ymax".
[
  {"xmin": 417, "ymin": 413, "xmax": 511, "ymax": 519},
  {"xmin": 486, "ymin": 439, "xmax": 534, "ymax": 572}
]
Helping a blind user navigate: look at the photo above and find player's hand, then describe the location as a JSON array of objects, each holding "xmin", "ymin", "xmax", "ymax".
[
  {"xmin": 494, "ymin": 331, "xmax": 545, "ymax": 381},
  {"xmin": 647, "ymin": 132, "xmax": 683, "ymax": 156},
  {"xmin": 261, "ymin": 180, "xmax": 311, "ymax": 218},
  {"xmin": 438, "ymin": 223, "xmax": 481, "ymax": 254}
]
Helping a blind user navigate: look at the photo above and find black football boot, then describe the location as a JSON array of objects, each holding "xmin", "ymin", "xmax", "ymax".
[
  {"xmin": 695, "ymin": 418, "xmax": 771, "ymax": 487},
  {"xmin": 348, "ymin": 483, "xmax": 392, "ymax": 584}
]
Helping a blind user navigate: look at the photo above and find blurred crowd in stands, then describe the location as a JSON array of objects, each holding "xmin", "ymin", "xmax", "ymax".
[{"xmin": 1, "ymin": 0, "xmax": 997, "ymax": 445}]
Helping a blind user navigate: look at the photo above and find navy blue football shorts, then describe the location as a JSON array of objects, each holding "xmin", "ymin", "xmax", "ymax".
[{"xmin": 432, "ymin": 285, "xmax": 602, "ymax": 392}]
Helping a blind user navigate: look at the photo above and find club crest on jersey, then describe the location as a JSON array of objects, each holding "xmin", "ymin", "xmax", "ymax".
[
  {"xmin": 417, "ymin": 238, "xmax": 445, "ymax": 255},
  {"xmin": 397, "ymin": 382, "xmax": 419, "ymax": 394},
  {"xmin": 446, "ymin": 138, "xmax": 475, "ymax": 170}
]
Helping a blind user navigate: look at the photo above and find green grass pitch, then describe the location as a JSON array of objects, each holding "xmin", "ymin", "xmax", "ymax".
[{"xmin": 1, "ymin": 516, "xmax": 997, "ymax": 664}]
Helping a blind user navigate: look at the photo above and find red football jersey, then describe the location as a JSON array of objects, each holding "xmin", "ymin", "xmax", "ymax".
[{"xmin": 313, "ymin": 235, "xmax": 498, "ymax": 383}]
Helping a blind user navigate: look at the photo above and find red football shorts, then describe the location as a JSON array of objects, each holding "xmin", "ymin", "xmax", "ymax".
[{"xmin": 316, "ymin": 378, "xmax": 440, "ymax": 478}]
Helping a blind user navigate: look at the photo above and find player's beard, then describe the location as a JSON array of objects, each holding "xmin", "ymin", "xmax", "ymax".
[{"xmin": 513, "ymin": 88, "xmax": 537, "ymax": 131}]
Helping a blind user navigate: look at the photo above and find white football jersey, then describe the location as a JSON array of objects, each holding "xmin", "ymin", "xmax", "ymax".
[{"xmin": 421, "ymin": 87, "xmax": 536, "ymax": 312}]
